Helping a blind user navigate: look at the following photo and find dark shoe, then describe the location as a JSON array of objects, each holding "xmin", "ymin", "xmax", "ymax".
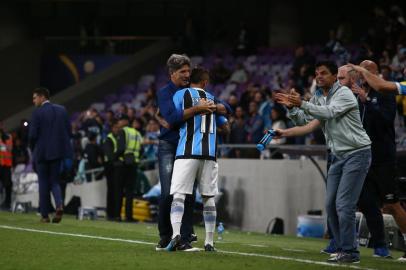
[
  {"xmin": 321, "ymin": 239, "xmax": 337, "ymax": 255},
  {"xmin": 52, "ymin": 207, "xmax": 63, "ymax": 223},
  {"xmin": 328, "ymin": 252, "xmax": 359, "ymax": 263},
  {"xmin": 125, "ymin": 218, "xmax": 138, "ymax": 223},
  {"xmin": 176, "ymin": 240, "xmax": 199, "ymax": 252},
  {"xmin": 165, "ymin": 235, "xmax": 181, "ymax": 251},
  {"xmin": 204, "ymin": 244, "xmax": 216, "ymax": 252},
  {"xmin": 40, "ymin": 217, "xmax": 50, "ymax": 223},
  {"xmin": 189, "ymin": 233, "xmax": 198, "ymax": 243},
  {"xmin": 373, "ymin": 247, "xmax": 392, "ymax": 258},
  {"xmin": 155, "ymin": 238, "xmax": 170, "ymax": 251}
]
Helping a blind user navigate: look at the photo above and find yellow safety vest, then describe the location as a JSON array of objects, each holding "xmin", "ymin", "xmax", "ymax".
[
  {"xmin": 104, "ymin": 133, "xmax": 117, "ymax": 162},
  {"xmin": 123, "ymin": 126, "xmax": 142, "ymax": 163}
]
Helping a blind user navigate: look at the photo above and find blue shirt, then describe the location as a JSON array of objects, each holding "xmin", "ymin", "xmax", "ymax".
[
  {"xmin": 173, "ymin": 87, "xmax": 227, "ymax": 161},
  {"xmin": 396, "ymin": 81, "xmax": 406, "ymax": 95},
  {"xmin": 157, "ymin": 81, "xmax": 184, "ymax": 145}
]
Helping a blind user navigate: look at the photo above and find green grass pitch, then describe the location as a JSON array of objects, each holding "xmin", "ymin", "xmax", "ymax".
[{"xmin": 0, "ymin": 211, "xmax": 404, "ymax": 270}]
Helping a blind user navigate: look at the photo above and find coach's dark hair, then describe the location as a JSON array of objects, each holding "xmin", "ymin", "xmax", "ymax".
[
  {"xmin": 190, "ymin": 66, "xmax": 210, "ymax": 84},
  {"xmin": 33, "ymin": 87, "xmax": 50, "ymax": 99},
  {"xmin": 315, "ymin": 61, "xmax": 338, "ymax": 75},
  {"xmin": 167, "ymin": 54, "xmax": 191, "ymax": 74}
]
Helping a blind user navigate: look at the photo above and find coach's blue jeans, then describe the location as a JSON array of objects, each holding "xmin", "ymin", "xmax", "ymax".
[
  {"xmin": 326, "ymin": 148, "xmax": 371, "ymax": 254},
  {"xmin": 158, "ymin": 140, "xmax": 194, "ymax": 242}
]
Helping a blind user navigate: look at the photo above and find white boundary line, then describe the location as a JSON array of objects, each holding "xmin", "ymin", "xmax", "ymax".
[{"xmin": 0, "ymin": 225, "xmax": 376, "ymax": 270}]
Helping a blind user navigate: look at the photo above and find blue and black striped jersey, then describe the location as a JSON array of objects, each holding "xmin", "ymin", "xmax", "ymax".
[{"xmin": 173, "ymin": 87, "xmax": 227, "ymax": 161}]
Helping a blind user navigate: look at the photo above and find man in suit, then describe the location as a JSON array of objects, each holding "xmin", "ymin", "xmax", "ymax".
[{"xmin": 29, "ymin": 87, "xmax": 73, "ymax": 223}]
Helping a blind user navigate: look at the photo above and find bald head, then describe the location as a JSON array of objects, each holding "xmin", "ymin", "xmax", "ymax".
[{"xmin": 360, "ymin": 60, "xmax": 379, "ymax": 75}]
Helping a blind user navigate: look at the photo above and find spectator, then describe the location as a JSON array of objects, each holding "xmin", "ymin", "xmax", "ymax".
[
  {"xmin": 12, "ymin": 137, "xmax": 29, "ymax": 167},
  {"xmin": 210, "ymin": 57, "xmax": 231, "ymax": 84},
  {"xmin": 142, "ymin": 119, "xmax": 160, "ymax": 169},
  {"xmin": 0, "ymin": 122, "xmax": 13, "ymax": 210},
  {"xmin": 128, "ymin": 107, "xmax": 136, "ymax": 124},
  {"xmin": 83, "ymin": 132, "xmax": 104, "ymax": 170},
  {"xmin": 245, "ymin": 101, "xmax": 264, "ymax": 158},
  {"xmin": 117, "ymin": 103, "xmax": 128, "ymax": 116},
  {"xmin": 229, "ymin": 63, "xmax": 248, "ymax": 84},
  {"xmin": 227, "ymin": 93, "xmax": 239, "ymax": 112},
  {"xmin": 81, "ymin": 108, "xmax": 102, "ymax": 144},
  {"xmin": 228, "ymin": 106, "xmax": 247, "ymax": 158}
]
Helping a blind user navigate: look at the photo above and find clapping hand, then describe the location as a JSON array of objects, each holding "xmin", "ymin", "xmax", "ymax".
[{"xmin": 275, "ymin": 88, "xmax": 302, "ymax": 108}]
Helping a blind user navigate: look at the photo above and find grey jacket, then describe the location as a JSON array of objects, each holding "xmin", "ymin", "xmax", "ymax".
[{"xmin": 287, "ymin": 81, "xmax": 371, "ymax": 155}]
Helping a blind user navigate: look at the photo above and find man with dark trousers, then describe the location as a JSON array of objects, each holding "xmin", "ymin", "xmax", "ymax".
[
  {"xmin": 103, "ymin": 118, "xmax": 119, "ymax": 220},
  {"xmin": 155, "ymin": 54, "xmax": 230, "ymax": 250},
  {"xmin": 350, "ymin": 60, "xmax": 406, "ymax": 261},
  {"xmin": 114, "ymin": 114, "xmax": 142, "ymax": 222},
  {"xmin": 29, "ymin": 87, "xmax": 73, "ymax": 223}
]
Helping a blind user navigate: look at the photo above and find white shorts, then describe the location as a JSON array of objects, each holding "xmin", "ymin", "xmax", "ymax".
[{"xmin": 170, "ymin": 159, "xmax": 218, "ymax": 196}]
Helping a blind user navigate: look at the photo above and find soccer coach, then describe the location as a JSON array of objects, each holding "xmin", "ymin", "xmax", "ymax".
[{"xmin": 29, "ymin": 87, "xmax": 73, "ymax": 223}]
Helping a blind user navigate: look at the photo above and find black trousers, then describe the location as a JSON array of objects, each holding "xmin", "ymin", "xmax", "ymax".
[
  {"xmin": 357, "ymin": 164, "xmax": 396, "ymax": 248},
  {"xmin": 113, "ymin": 163, "xmax": 137, "ymax": 221},
  {"xmin": 0, "ymin": 166, "xmax": 12, "ymax": 208}
]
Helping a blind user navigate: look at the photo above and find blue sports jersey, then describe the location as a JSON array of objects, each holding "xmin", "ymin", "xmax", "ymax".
[
  {"xmin": 396, "ymin": 81, "xmax": 406, "ymax": 95},
  {"xmin": 173, "ymin": 87, "xmax": 227, "ymax": 161}
]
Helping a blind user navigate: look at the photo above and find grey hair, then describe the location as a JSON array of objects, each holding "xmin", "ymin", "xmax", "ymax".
[{"xmin": 167, "ymin": 54, "xmax": 191, "ymax": 74}]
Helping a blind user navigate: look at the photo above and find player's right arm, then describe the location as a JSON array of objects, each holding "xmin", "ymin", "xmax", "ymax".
[
  {"xmin": 274, "ymin": 119, "xmax": 321, "ymax": 138},
  {"xmin": 348, "ymin": 63, "xmax": 403, "ymax": 94},
  {"xmin": 172, "ymin": 90, "xmax": 216, "ymax": 121}
]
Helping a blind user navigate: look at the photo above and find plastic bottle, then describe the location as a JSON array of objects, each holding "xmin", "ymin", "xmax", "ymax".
[
  {"xmin": 256, "ymin": 129, "xmax": 276, "ymax": 151},
  {"xmin": 217, "ymin": 222, "xmax": 225, "ymax": 240}
]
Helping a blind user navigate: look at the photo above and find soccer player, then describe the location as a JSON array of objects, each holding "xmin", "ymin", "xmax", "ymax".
[{"xmin": 166, "ymin": 67, "xmax": 229, "ymax": 252}]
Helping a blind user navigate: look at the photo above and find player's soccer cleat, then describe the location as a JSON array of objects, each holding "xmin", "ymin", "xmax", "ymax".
[
  {"xmin": 155, "ymin": 238, "xmax": 170, "ymax": 251},
  {"xmin": 321, "ymin": 239, "xmax": 337, "ymax": 255},
  {"xmin": 327, "ymin": 252, "xmax": 360, "ymax": 264},
  {"xmin": 166, "ymin": 235, "xmax": 181, "ymax": 251},
  {"xmin": 204, "ymin": 244, "xmax": 216, "ymax": 252},
  {"xmin": 398, "ymin": 252, "xmax": 406, "ymax": 262},
  {"xmin": 373, "ymin": 247, "xmax": 392, "ymax": 258}
]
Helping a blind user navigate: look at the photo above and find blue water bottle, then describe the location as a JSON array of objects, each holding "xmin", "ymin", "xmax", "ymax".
[
  {"xmin": 256, "ymin": 129, "xmax": 276, "ymax": 151},
  {"xmin": 217, "ymin": 222, "xmax": 225, "ymax": 240}
]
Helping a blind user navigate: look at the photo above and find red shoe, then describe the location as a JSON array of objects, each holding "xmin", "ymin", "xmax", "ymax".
[{"xmin": 52, "ymin": 208, "xmax": 63, "ymax": 223}]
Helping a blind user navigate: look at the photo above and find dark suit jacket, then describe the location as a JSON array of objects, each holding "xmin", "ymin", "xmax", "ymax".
[{"xmin": 29, "ymin": 101, "xmax": 73, "ymax": 162}]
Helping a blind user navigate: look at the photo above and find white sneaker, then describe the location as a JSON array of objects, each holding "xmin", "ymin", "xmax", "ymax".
[
  {"xmin": 398, "ymin": 254, "xmax": 406, "ymax": 262},
  {"xmin": 330, "ymin": 253, "xmax": 338, "ymax": 258}
]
